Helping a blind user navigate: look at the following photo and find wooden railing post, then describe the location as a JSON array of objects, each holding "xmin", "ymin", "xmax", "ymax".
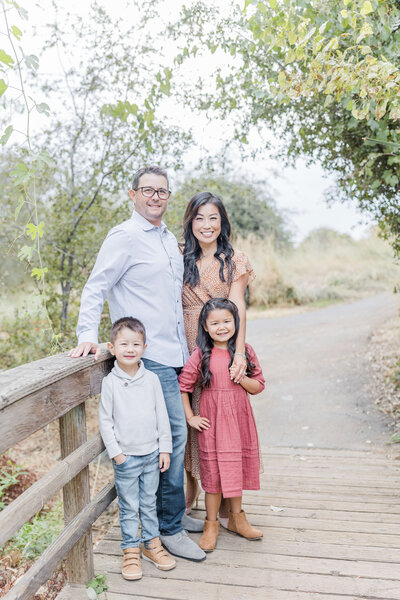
[{"xmin": 59, "ymin": 403, "xmax": 94, "ymax": 584}]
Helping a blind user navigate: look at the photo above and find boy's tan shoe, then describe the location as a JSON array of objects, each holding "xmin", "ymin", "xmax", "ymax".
[
  {"xmin": 142, "ymin": 537, "xmax": 176, "ymax": 571},
  {"xmin": 227, "ymin": 510, "xmax": 263, "ymax": 540},
  {"xmin": 199, "ymin": 519, "xmax": 219, "ymax": 552},
  {"xmin": 122, "ymin": 547, "xmax": 142, "ymax": 580}
]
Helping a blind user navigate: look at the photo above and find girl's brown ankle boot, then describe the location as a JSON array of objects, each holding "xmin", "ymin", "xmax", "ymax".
[
  {"xmin": 199, "ymin": 518, "xmax": 219, "ymax": 552},
  {"xmin": 227, "ymin": 510, "xmax": 263, "ymax": 540}
]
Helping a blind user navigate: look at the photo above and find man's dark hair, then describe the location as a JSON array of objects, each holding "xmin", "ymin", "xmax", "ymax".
[
  {"xmin": 131, "ymin": 166, "xmax": 169, "ymax": 191},
  {"xmin": 110, "ymin": 317, "xmax": 146, "ymax": 344}
]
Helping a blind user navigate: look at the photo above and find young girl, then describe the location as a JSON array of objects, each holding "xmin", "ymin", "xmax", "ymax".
[{"xmin": 178, "ymin": 297, "xmax": 265, "ymax": 552}]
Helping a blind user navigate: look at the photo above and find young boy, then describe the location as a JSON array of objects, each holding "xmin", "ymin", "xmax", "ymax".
[{"xmin": 99, "ymin": 316, "xmax": 176, "ymax": 580}]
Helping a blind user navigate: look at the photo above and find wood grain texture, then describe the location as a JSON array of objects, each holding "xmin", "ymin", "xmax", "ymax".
[
  {"xmin": 0, "ymin": 434, "xmax": 104, "ymax": 548},
  {"xmin": 4, "ymin": 483, "xmax": 116, "ymax": 600},
  {"xmin": 0, "ymin": 353, "xmax": 113, "ymax": 454},
  {"xmin": 66, "ymin": 447, "xmax": 400, "ymax": 600},
  {"xmin": 59, "ymin": 404, "xmax": 93, "ymax": 584}
]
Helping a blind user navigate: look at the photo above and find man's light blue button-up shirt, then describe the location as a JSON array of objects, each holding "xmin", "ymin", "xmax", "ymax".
[{"xmin": 76, "ymin": 211, "xmax": 189, "ymax": 367}]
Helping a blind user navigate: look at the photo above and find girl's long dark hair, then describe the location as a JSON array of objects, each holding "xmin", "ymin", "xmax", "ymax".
[
  {"xmin": 183, "ymin": 192, "xmax": 235, "ymax": 288},
  {"xmin": 196, "ymin": 298, "xmax": 255, "ymax": 388}
]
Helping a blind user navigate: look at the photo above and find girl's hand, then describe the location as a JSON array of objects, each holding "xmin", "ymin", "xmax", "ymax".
[
  {"xmin": 188, "ymin": 415, "xmax": 211, "ymax": 431},
  {"xmin": 159, "ymin": 453, "xmax": 170, "ymax": 472},
  {"xmin": 229, "ymin": 353, "xmax": 247, "ymax": 383}
]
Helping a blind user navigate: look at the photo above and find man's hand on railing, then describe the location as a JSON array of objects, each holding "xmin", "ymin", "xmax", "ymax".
[{"xmin": 68, "ymin": 341, "xmax": 102, "ymax": 360}]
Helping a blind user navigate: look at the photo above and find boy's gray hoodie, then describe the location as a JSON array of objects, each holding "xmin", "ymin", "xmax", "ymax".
[{"xmin": 99, "ymin": 360, "xmax": 172, "ymax": 459}]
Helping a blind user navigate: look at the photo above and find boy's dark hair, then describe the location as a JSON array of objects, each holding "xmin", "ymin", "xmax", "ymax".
[{"xmin": 110, "ymin": 317, "xmax": 146, "ymax": 344}]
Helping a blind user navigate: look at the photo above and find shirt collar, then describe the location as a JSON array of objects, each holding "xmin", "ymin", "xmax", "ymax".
[
  {"xmin": 112, "ymin": 359, "xmax": 145, "ymax": 381},
  {"xmin": 132, "ymin": 210, "xmax": 168, "ymax": 233}
]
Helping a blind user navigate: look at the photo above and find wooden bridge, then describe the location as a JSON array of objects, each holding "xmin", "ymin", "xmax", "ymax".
[{"xmin": 1, "ymin": 350, "xmax": 400, "ymax": 599}]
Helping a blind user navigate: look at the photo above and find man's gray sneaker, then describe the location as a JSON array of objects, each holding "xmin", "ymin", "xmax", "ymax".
[
  {"xmin": 182, "ymin": 513, "xmax": 204, "ymax": 533},
  {"xmin": 160, "ymin": 530, "xmax": 206, "ymax": 562}
]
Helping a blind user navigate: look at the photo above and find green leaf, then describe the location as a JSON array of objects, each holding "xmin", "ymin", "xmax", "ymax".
[
  {"xmin": 18, "ymin": 245, "xmax": 34, "ymax": 261},
  {"xmin": 0, "ymin": 125, "xmax": 13, "ymax": 146},
  {"xmin": 278, "ymin": 71, "xmax": 287, "ymax": 87},
  {"xmin": 36, "ymin": 102, "xmax": 50, "ymax": 116},
  {"xmin": 269, "ymin": 0, "xmax": 277, "ymax": 8},
  {"xmin": 0, "ymin": 78, "xmax": 7, "ymax": 97},
  {"xmin": 375, "ymin": 99, "xmax": 388, "ymax": 120},
  {"xmin": 0, "ymin": 49, "xmax": 14, "ymax": 67},
  {"xmin": 24, "ymin": 54, "xmax": 39, "ymax": 71},
  {"xmin": 37, "ymin": 221, "xmax": 45, "ymax": 238},
  {"xmin": 15, "ymin": 4, "xmax": 28, "ymax": 20},
  {"xmin": 14, "ymin": 197, "xmax": 24, "ymax": 220},
  {"xmin": 11, "ymin": 25, "xmax": 22, "ymax": 40},
  {"xmin": 356, "ymin": 22, "xmax": 373, "ymax": 43},
  {"xmin": 360, "ymin": 1, "xmax": 373, "ymax": 17},
  {"xmin": 389, "ymin": 105, "xmax": 400, "ymax": 120},
  {"xmin": 86, "ymin": 588, "xmax": 97, "ymax": 600},
  {"xmin": 31, "ymin": 267, "xmax": 48, "ymax": 281},
  {"xmin": 26, "ymin": 223, "xmax": 38, "ymax": 240},
  {"xmin": 319, "ymin": 21, "xmax": 329, "ymax": 34},
  {"xmin": 10, "ymin": 162, "xmax": 30, "ymax": 186},
  {"xmin": 36, "ymin": 149, "xmax": 53, "ymax": 167},
  {"xmin": 340, "ymin": 10, "xmax": 348, "ymax": 18}
]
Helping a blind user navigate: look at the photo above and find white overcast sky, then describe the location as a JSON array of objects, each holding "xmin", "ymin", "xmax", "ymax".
[{"xmin": 18, "ymin": 0, "xmax": 371, "ymax": 243}]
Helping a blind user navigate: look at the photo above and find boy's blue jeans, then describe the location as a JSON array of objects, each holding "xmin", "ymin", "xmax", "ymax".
[
  {"xmin": 113, "ymin": 449, "xmax": 160, "ymax": 549},
  {"xmin": 142, "ymin": 358, "xmax": 187, "ymax": 536}
]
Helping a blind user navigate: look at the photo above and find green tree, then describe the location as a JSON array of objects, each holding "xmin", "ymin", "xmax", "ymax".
[
  {"xmin": 174, "ymin": 0, "xmax": 400, "ymax": 254},
  {"xmin": 1, "ymin": 2, "xmax": 190, "ymax": 340}
]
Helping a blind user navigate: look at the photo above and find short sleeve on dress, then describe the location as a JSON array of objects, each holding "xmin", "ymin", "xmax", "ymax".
[
  {"xmin": 245, "ymin": 343, "xmax": 265, "ymax": 393},
  {"xmin": 178, "ymin": 348, "xmax": 202, "ymax": 393},
  {"xmin": 233, "ymin": 250, "xmax": 255, "ymax": 284}
]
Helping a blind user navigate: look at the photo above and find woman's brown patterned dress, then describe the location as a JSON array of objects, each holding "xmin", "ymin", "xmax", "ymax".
[{"xmin": 182, "ymin": 249, "xmax": 255, "ymax": 478}]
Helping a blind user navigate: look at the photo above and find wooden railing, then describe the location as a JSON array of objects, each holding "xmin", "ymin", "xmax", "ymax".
[{"xmin": 0, "ymin": 347, "xmax": 116, "ymax": 600}]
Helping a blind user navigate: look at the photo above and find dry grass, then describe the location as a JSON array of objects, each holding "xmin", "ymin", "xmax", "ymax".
[{"xmin": 239, "ymin": 228, "xmax": 400, "ymax": 309}]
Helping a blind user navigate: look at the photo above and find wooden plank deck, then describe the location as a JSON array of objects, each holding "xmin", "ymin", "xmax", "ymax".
[{"xmin": 58, "ymin": 446, "xmax": 400, "ymax": 600}]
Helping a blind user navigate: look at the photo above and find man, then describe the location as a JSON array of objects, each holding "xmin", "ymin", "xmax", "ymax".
[{"xmin": 69, "ymin": 165, "xmax": 206, "ymax": 562}]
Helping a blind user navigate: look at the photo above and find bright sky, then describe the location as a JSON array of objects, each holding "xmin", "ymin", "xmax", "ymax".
[{"xmin": 16, "ymin": 0, "xmax": 371, "ymax": 243}]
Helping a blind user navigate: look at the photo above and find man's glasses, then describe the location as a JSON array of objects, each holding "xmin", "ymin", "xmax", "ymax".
[{"xmin": 135, "ymin": 187, "xmax": 171, "ymax": 200}]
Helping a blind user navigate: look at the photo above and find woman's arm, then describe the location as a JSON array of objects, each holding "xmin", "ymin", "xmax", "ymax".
[{"xmin": 228, "ymin": 272, "xmax": 249, "ymax": 382}]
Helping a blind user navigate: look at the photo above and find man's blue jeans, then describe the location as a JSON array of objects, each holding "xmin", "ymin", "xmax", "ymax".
[
  {"xmin": 113, "ymin": 449, "xmax": 160, "ymax": 549},
  {"xmin": 142, "ymin": 358, "xmax": 187, "ymax": 536}
]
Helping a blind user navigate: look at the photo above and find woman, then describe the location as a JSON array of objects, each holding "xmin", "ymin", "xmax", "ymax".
[{"xmin": 182, "ymin": 191, "xmax": 255, "ymax": 525}]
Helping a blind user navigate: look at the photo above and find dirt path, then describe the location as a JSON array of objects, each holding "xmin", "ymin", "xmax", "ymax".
[{"xmin": 249, "ymin": 293, "xmax": 400, "ymax": 450}]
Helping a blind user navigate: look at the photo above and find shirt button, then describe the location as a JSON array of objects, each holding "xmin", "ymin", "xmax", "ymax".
[{"xmin": 124, "ymin": 382, "xmax": 128, "ymax": 387}]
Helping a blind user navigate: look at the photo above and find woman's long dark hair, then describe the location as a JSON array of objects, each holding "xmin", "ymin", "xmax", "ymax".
[
  {"xmin": 183, "ymin": 192, "xmax": 235, "ymax": 288},
  {"xmin": 196, "ymin": 298, "xmax": 255, "ymax": 388}
]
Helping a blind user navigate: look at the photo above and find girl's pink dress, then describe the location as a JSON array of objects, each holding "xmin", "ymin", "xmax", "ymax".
[{"xmin": 178, "ymin": 344, "xmax": 265, "ymax": 498}]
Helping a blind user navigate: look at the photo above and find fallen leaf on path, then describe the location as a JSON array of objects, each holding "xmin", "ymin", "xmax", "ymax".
[{"xmin": 270, "ymin": 505, "xmax": 284, "ymax": 512}]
